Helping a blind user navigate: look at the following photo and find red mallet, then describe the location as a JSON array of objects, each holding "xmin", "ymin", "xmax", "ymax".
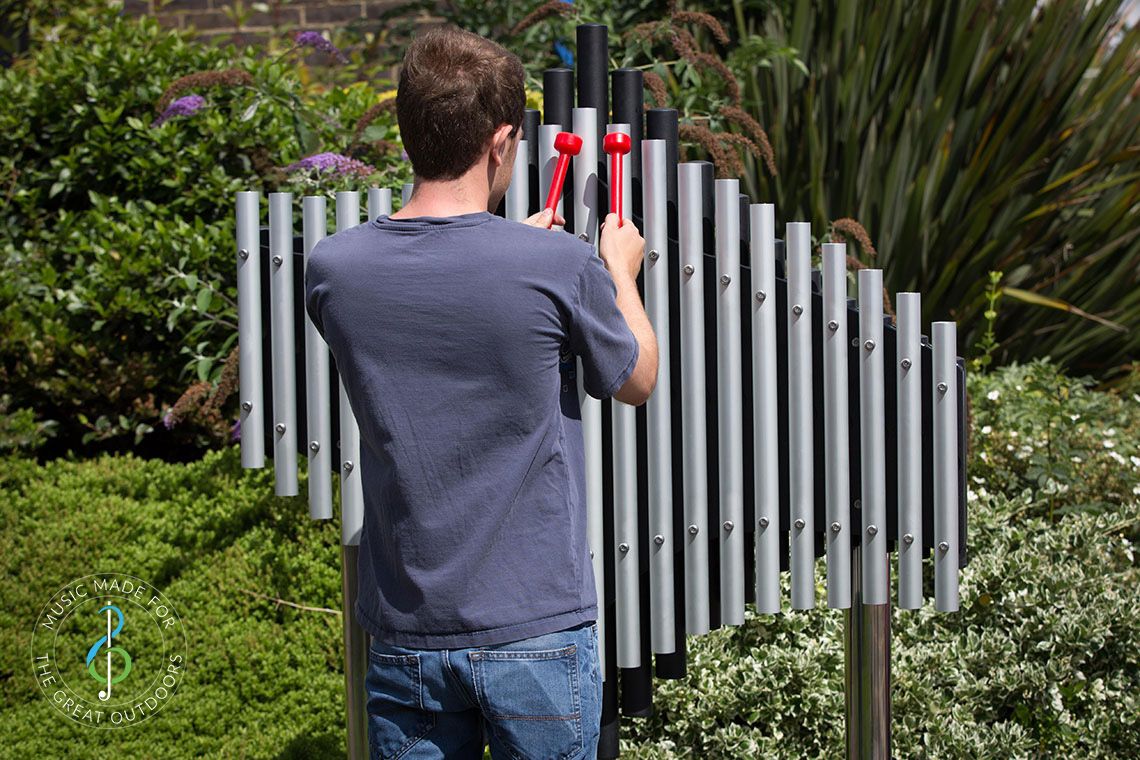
[
  {"xmin": 543, "ymin": 132, "xmax": 583, "ymax": 225},
  {"xmin": 603, "ymin": 132, "xmax": 632, "ymax": 227}
]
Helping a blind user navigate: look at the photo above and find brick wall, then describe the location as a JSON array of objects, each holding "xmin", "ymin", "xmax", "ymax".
[{"xmin": 123, "ymin": 0, "xmax": 404, "ymax": 40}]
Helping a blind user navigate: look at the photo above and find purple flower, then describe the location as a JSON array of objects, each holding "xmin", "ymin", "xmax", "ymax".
[
  {"xmin": 162, "ymin": 409, "xmax": 175, "ymax": 430},
  {"xmin": 231, "ymin": 418, "xmax": 241, "ymax": 443},
  {"xmin": 293, "ymin": 30, "xmax": 349, "ymax": 63},
  {"xmin": 152, "ymin": 94, "xmax": 207, "ymax": 127},
  {"xmin": 283, "ymin": 151, "xmax": 377, "ymax": 178}
]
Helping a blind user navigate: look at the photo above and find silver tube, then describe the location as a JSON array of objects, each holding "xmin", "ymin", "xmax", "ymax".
[
  {"xmin": 678, "ymin": 162, "xmax": 709, "ymax": 635},
  {"xmin": 642, "ymin": 139, "xmax": 675, "ymax": 654},
  {"xmin": 269, "ymin": 192, "xmax": 298, "ymax": 497},
  {"xmin": 572, "ymin": 108, "xmax": 599, "ymax": 244},
  {"xmin": 336, "ymin": 192, "xmax": 364, "ymax": 546},
  {"xmin": 858, "ymin": 269, "xmax": 887, "ymax": 605},
  {"xmin": 822, "ymin": 243, "xmax": 851, "ymax": 609},
  {"xmin": 845, "ymin": 544, "xmax": 892, "ymax": 760},
  {"xmin": 368, "ymin": 186, "xmax": 392, "ymax": 220},
  {"xmin": 401, "ymin": 183, "xmax": 414, "ymax": 208},
  {"xmin": 750, "ymin": 204, "xmax": 780, "ymax": 614},
  {"xmin": 606, "ymin": 124, "xmax": 639, "ymax": 668},
  {"xmin": 787, "ymin": 221, "xmax": 814, "ymax": 610},
  {"xmin": 236, "ymin": 191, "xmax": 265, "ymax": 469},
  {"xmin": 341, "ymin": 545, "xmax": 368, "ymax": 760},
  {"xmin": 539, "ymin": 124, "xmax": 564, "ymax": 231},
  {"xmin": 303, "ymin": 196, "xmax": 333, "ymax": 521},
  {"xmin": 506, "ymin": 139, "xmax": 529, "ymax": 221},
  {"xmin": 897, "ymin": 293, "xmax": 923, "ymax": 609},
  {"xmin": 572, "ymin": 107, "xmax": 605, "ymax": 680},
  {"xmin": 715, "ymin": 178, "xmax": 744, "ymax": 626},
  {"xmin": 932, "ymin": 321, "xmax": 960, "ymax": 612}
]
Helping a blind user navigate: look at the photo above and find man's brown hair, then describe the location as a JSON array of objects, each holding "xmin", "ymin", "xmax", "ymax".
[{"xmin": 396, "ymin": 26, "xmax": 526, "ymax": 181}]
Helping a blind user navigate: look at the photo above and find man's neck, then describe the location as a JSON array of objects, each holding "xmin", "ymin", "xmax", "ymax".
[{"xmin": 390, "ymin": 172, "xmax": 491, "ymax": 219}]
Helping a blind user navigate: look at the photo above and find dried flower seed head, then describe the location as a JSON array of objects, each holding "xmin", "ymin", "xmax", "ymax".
[
  {"xmin": 679, "ymin": 123, "xmax": 741, "ymax": 178},
  {"xmin": 643, "ymin": 71, "xmax": 669, "ymax": 108},
  {"xmin": 510, "ymin": 0, "xmax": 576, "ymax": 37},
  {"xmin": 830, "ymin": 217, "xmax": 877, "ymax": 258},
  {"xmin": 156, "ymin": 69, "xmax": 254, "ymax": 113},
  {"xmin": 670, "ymin": 28, "xmax": 741, "ymax": 106},
  {"xmin": 352, "ymin": 97, "xmax": 398, "ymax": 144},
  {"xmin": 671, "ymin": 10, "xmax": 730, "ymax": 46},
  {"xmin": 719, "ymin": 105, "xmax": 776, "ymax": 175}
]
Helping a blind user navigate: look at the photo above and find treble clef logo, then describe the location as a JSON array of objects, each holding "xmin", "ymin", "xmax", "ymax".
[{"xmin": 85, "ymin": 604, "xmax": 132, "ymax": 702}]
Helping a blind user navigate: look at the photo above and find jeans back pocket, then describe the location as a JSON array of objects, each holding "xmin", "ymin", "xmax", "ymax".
[
  {"xmin": 365, "ymin": 650, "xmax": 435, "ymax": 759},
  {"xmin": 469, "ymin": 643, "xmax": 583, "ymax": 760}
]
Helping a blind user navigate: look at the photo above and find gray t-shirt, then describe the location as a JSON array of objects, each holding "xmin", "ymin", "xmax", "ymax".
[{"xmin": 304, "ymin": 210, "xmax": 639, "ymax": 648}]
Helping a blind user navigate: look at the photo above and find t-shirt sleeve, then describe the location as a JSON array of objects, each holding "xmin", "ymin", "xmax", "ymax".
[{"xmin": 568, "ymin": 251, "xmax": 640, "ymax": 399}]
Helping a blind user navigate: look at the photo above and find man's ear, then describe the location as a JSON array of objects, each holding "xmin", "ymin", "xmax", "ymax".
[{"xmin": 489, "ymin": 123, "xmax": 515, "ymax": 167}]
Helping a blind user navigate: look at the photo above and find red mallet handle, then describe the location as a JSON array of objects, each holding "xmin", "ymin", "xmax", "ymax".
[
  {"xmin": 603, "ymin": 132, "xmax": 632, "ymax": 227},
  {"xmin": 543, "ymin": 132, "xmax": 583, "ymax": 223}
]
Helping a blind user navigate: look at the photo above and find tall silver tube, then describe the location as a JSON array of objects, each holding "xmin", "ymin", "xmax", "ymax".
[
  {"xmin": 787, "ymin": 221, "xmax": 814, "ymax": 610},
  {"xmin": 539, "ymin": 124, "xmax": 564, "ymax": 231},
  {"xmin": 571, "ymin": 107, "xmax": 605, "ymax": 680},
  {"xmin": 342, "ymin": 544, "xmax": 368, "ymax": 760},
  {"xmin": 750, "ymin": 204, "xmax": 780, "ymax": 614},
  {"xmin": 858, "ymin": 269, "xmax": 887, "ymax": 605},
  {"xmin": 236, "ymin": 191, "xmax": 265, "ymax": 469},
  {"xmin": 822, "ymin": 242, "xmax": 851, "ymax": 609},
  {"xmin": 897, "ymin": 293, "xmax": 923, "ymax": 609},
  {"xmin": 642, "ymin": 138, "xmax": 675, "ymax": 654},
  {"xmin": 506, "ymin": 139, "xmax": 529, "ymax": 221},
  {"xmin": 607, "ymin": 123, "xmax": 640, "ymax": 668},
  {"xmin": 714, "ymin": 178, "xmax": 744, "ymax": 626},
  {"xmin": 368, "ymin": 186, "xmax": 392, "ymax": 221},
  {"xmin": 335, "ymin": 192, "xmax": 364, "ymax": 547},
  {"xmin": 678, "ymin": 162, "xmax": 709, "ymax": 635},
  {"xmin": 845, "ymin": 544, "xmax": 892, "ymax": 760},
  {"xmin": 401, "ymin": 183, "xmax": 414, "ymax": 208},
  {"xmin": 932, "ymin": 321, "xmax": 960, "ymax": 612},
  {"xmin": 303, "ymin": 196, "xmax": 332, "ymax": 521},
  {"xmin": 269, "ymin": 192, "xmax": 298, "ymax": 497}
]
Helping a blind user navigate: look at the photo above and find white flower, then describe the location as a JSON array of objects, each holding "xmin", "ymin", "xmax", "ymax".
[
  {"xmin": 981, "ymin": 425, "xmax": 992, "ymax": 435},
  {"xmin": 1071, "ymin": 456, "xmax": 1082, "ymax": 463},
  {"xmin": 1015, "ymin": 384, "xmax": 1023, "ymax": 391},
  {"xmin": 1133, "ymin": 394, "xmax": 1140, "ymax": 404},
  {"xmin": 1007, "ymin": 444, "xmax": 1015, "ymax": 451},
  {"xmin": 1133, "ymin": 484, "xmax": 1140, "ymax": 495},
  {"xmin": 1130, "ymin": 456, "xmax": 1140, "ymax": 468},
  {"xmin": 967, "ymin": 488, "xmax": 977, "ymax": 503},
  {"xmin": 1104, "ymin": 440, "xmax": 1116, "ymax": 449},
  {"xmin": 1010, "ymin": 430, "xmax": 1019, "ymax": 438},
  {"xmin": 979, "ymin": 451, "xmax": 988, "ymax": 462},
  {"xmin": 1069, "ymin": 414, "xmax": 1080, "ymax": 422},
  {"xmin": 987, "ymin": 390, "xmax": 1000, "ymax": 401},
  {"xmin": 1105, "ymin": 428, "xmax": 1116, "ymax": 436},
  {"xmin": 1109, "ymin": 451, "xmax": 1126, "ymax": 465}
]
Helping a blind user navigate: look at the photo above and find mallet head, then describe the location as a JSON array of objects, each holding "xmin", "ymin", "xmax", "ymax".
[
  {"xmin": 554, "ymin": 132, "xmax": 583, "ymax": 156},
  {"xmin": 602, "ymin": 132, "xmax": 631, "ymax": 156}
]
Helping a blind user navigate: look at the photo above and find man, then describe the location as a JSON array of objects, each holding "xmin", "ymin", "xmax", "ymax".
[{"xmin": 305, "ymin": 24, "xmax": 658, "ymax": 760}]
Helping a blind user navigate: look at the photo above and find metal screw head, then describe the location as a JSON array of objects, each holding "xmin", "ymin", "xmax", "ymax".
[
  {"xmin": 241, "ymin": 401, "xmax": 252, "ymax": 412},
  {"xmin": 687, "ymin": 524, "xmax": 699, "ymax": 535},
  {"xmin": 755, "ymin": 290, "xmax": 766, "ymax": 302},
  {"xmin": 830, "ymin": 521, "xmax": 841, "ymax": 533},
  {"xmin": 618, "ymin": 542, "xmax": 630, "ymax": 553},
  {"xmin": 653, "ymin": 534, "xmax": 664, "ymax": 545},
  {"xmin": 793, "ymin": 518, "xmax": 805, "ymax": 530},
  {"xmin": 309, "ymin": 441, "xmax": 320, "ymax": 452},
  {"xmin": 792, "ymin": 304, "xmax": 803, "ymax": 316},
  {"xmin": 272, "ymin": 255, "xmax": 283, "ymax": 266},
  {"xmin": 854, "ymin": 499, "xmax": 861, "ymax": 510},
  {"xmin": 937, "ymin": 382, "xmax": 948, "ymax": 393},
  {"xmin": 901, "ymin": 358, "xmax": 912, "ymax": 370},
  {"xmin": 683, "ymin": 264, "xmax": 695, "ymax": 276},
  {"xmin": 561, "ymin": 384, "xmax": 569, "ymax": 392},
  {"xmin": 938, "ymin": 541, "xmax": 950, "ymax": 552},
  {"xmin": 720, "ymin": 274, "xmax": 731, "ymax": 285},
  {"xmin": 343, "ymin": 461, "xmax": 354, "ymax": 473},
  {"xmin": 274, "ymin": 423, "xmax": 286, "ymax": 434},
  {"xmin": 867, "ymin": 525, "xmax": 878, "ymax": 536},
  {"xmin": 238, "ymin": 248, "xmax": 249, "ymax": 260},
  {"xmin": 758, "ymin": 517, "xmax": 770, "ymax": 529},
  {"xmin": 864, "ymin": 339, "xmax": 876, "ymax": 351},
  {"xmin": 648, "ymin": 249, "xmax": 659, "ymax": 261},
  {"xmin": 828, "ymin": 320, "xmax": 838, "ymax": 331},
  {"xmin": 903, "ymin": 533, "xmax": 914, "ymax": 545},
  {"xmin": 722, "ymin": 520, "xmax": 734, "ymax": 532},
  {"xmin": 589, "ymin": 549, "xmax": 594, "ymax": 559},
  {"xmin": 578, "ymin": 232, "xmax": 589, "ymax": 241},
  {"xmin": 851, "ymin": 337, "xmax": 859, "ymax": 347}
]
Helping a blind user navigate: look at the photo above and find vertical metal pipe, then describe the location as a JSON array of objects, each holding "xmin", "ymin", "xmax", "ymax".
[
  {"xmin": 506, "ymin": 139, "xmax": 529, "ymax": 222},
  {"xmin": 576, "ymin": 24, "xmax": 609, "ymax": 159},
  {"xmin": 750, "ymin": 204, "xmax": 780, "ymax": 614},
  {"xmin": 236, "ymin": 191, "xmax": 264, "ymax": 469},
  {"xmin": 786, "ymin": 221, "xmax": 814, "ymax": 609},
  {"xmin": 543, "ymin": 68, "xmax": 574, "ymax": 126},
  {"xmin": 268, "ymin": 192, "xmax": 298, "ymax": 497},
  {"xmin": 845, "ymin": 544, "xmax": 892, "ymax": 760},
  {"xmin": 606, "ymin": 123, "xmax": 639, "ymax": 669},
  {"xmin": 572, "ymin": 108, "xmax": 599, "ymax": 243},
  {"xmin": 714, "ymin": 178, "xmax": 744, "ymax": 626},
  {"xmin": 368, "ymin": 186, "xmax": 392, "ymax": 221},
  {"xmin": 523, "ymin": 109, "xmax": 540, "ymax": 216},
  {"xmin": 539, "ymin": 124, "xmax": 565, "ymax": 229},
  {"xmin": 401, "ymin": 183, "xmax": 413, "ymax": 208},
  {"xmin": 932, "ymin": 321, "xmax": 960, "ymax": 612},
  {"xmin": 642, "ymin": 138, "xmax": 675, "ymax": 654},
  {"xmin": 858, "ymin": 269, "xmax": 887, "ymax": 605},
  {"xmin": 342, "ymin": 544, "xmax": 368, "ymax": 760},
  {"xmin": 822, "ymin": 243, "xmax": 852, "ymax": 609},
  {"xmin": 611, "ymin": 68, "xmax": 644, "ymax": 220},
  {"xmin": 303, "ymin": 196, "xmax": 332, "ymax": 521},
  {"xmin": 678, "ymin": 162, "xmax": 710, "ymax": 635},
  {"xmin": 335, "ymin": 192, "xmax": 364, "ymax": 547},
  {"xmin": 897, "ymin": 293, "xmax": 923, "ymax": 609}
]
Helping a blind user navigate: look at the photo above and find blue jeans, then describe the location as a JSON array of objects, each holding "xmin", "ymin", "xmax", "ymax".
[{"xmin": 365, "ymin": 619, "xmax": 601, "ymax": 760}]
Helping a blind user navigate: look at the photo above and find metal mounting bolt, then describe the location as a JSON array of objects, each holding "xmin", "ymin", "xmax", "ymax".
[
  {"xmin": 937, "ymin": 382, "xmax": 948, "ymax": 393},
  {"xmin": 830, "ymin": 521, "xmax": 841, "ymax": 533},
  {"xmin": 864, "ymin": 339, "xmax": 876, "ymax": 351},
  {"xmin": 653, "ymin": 534, "xmax": 664, "ymax": 546},
  {"xmin": 343, "ymin": 461, "xmax": 354, "ymax": 473},
  {"xmin": 241, "ymin": 401, "xmax": 252, "ymax": 412},
  {"xmin": 851, "ymin": 337, "xmax": 859, "ymax": 347},
  {"xmin": 687, "ymin": 524, "xmax": 699, "ymax": 535},
  {"xmin": 272, "ymin": 255, "xmax": 283, "ymax": 266},
  {"xmin": 903, "ymin": 533, "xmax": 914, "ymax": 545},
  {"xmin": 238, "ymin": 248, "xmax": 249, "ymax": 260},
  {"xmin": 561, "ymin": 384, "xmax": 569, "ymax": 392},
  {"xmin": 792, "ymin": 304, "xmax": 803, "ymax": 316},
  {"xmin": 854, "ymin": 499, "xmax": 861, "ymax": 510},
  {"xmin": 578, "ymin": 232, "xmax": 589, "ymax": 241},
  {"xmin": 309, "ymin": 441, "xmax": 320, "ymax": 452},
  {"xmin": 755, "ymin": 290, "xmax": 766, "ymax": 303},
  {"xmin": 720, "ymin": 274, "xmax": 731, "ymax": 285},
  {"xmin": 758, "ymin": 517, "xmax": 770, "ymax": 529},
  {"xmin": 828, "ymin": 320, "xmax": 839, "ymax": 332},
  {"xmin": 794, "ymin": 518, "xmax": 805, "ymax": 530},
  {"xmin": 867, "ymin": 525, "xmax": 878, "ymax": 536},
  {"xmin": 589, "ymin": 550, "xmax": 594, "ymax": 559},
  {"xmin": 683, "ymin": 264, "xmax": 695, "ymax": 276},
  {"xmin": 648, "ymin": 249, "xmax": 659, "ymax": 261},
  {"xmin": 618, "ymin": 542, "xmax": 629, "ymax": 553},
  {"xmin": 938, "ymin": 541, "xmax": 950, "ymax": 553},
  {"xmin": 274, "ymin": 423, "xmax": 286, "ymax": 434},
  {"xmin": 723, "ymin": 520, "xmax": 734, "ymax": 532},
  {"xmin": 901, "ymin": 358, "xmax": 912, "ymax": 370}
]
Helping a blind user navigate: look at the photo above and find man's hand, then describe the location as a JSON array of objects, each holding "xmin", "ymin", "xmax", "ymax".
[{"xmin": 523, "ymin": 207, "xmax": 566, "ymax": 229}]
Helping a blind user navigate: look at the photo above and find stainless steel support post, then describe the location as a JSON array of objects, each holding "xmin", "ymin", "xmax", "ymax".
[
  {"xmin": 342, "ymin": 544, "xmax": 368, "ymax": 760},
  {"xmin": 844, "ymin": 544, "xmax": 891, "ymax": 760}
]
